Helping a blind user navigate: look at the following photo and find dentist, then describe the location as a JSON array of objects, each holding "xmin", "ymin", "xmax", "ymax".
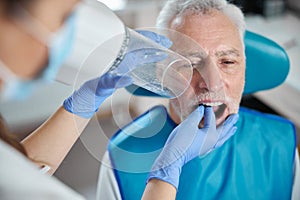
[
  {"xmin": 0, "ymin": 0, "xmax": 237, "ymax": 199},
  {"xmin": 0, "ymin": 0, "xmax": 171, "ymax": 198}
]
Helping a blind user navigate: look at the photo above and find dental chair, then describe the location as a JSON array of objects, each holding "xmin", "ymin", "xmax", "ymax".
[{"xmin": 107, "ymin": 31, "xmax": 297, "ymax": 199}]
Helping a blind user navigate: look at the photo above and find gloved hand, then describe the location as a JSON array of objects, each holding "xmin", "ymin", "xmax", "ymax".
[
  {"xmin": 109, "ymin": 30, "xmax": 173, "ymax": 74},
  {"xmin": 147, "ymin": 105, "xmax": 239, "ymax": 189},
  {"xmin": 63, "ymin": 30, "xmax": 172, "ymax": 118}
]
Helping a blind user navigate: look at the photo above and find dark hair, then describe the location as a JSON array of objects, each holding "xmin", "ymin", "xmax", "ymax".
[{"xmin": 2, "ymin": 0, "xmax": 32, "ymax": 16}]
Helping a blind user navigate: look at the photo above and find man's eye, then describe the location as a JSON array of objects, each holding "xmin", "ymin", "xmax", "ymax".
[
  {"xmin": 222, "ymin": 60, "xmax": 235, "ymax": 65},
  {"xmin": 219, "ymin": 59, "xmax": 239, "ymax": 73}
]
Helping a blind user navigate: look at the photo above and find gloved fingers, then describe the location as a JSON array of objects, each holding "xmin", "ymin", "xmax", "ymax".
[
  {"xmin": 115, "ymin": 30, "xmax": 172, "ymax": 75},
  {"xmin": 135, "ymin": 30, "xmax": 173, "ymax": 48},
  {"xmin": 128, "ymin": 48, "xmax": 168, "ymax": 64},
  {"xmin": 203, "ymin": 106, "xmax": 216, "ymax": 128},
  {"xmin": 96, "ymin": 73, "xmax": 132, "ymax": 96},
  {"xmin": 214, "ymin": 114, "xmax": 239, "ymax": 148},
  {"xmin": 214, "ymin": 126, "xmax": 237, "ymax": 148},
  {"xmin": 115, "ymin": 48, "xmax": 168, "ymax": 74},
  {"xmin": 217, "ymin": 114, "xmax": 239, "ymax": 139},
  {"xmin": 166, "ymin": 105, "xmax": 204, "ymax": 144},
  {"xmin": 183, "ymin": 105, "xmax": 205, "ymax": 126},
  {"xmin": 223, "ymin": 113, "xmax": 239, "ymax": 126},
  {"xmin": 113, "ymin": 75, "xmax": 133, "ymax": 89},
  {"xmin": 197, "ymin": 106, "xmax": 218, "ymax": 155}
]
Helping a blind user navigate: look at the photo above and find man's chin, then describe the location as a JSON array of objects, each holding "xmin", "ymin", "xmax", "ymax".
[
  {"xmin": 214, "ymin": 103, "xmax": 228, "ymax": 126},
  {"xmin": 197, "ymin": 103, "xmax": 229, "ymax": 127},
  {"xmin": 193, "ymin": 103, "xmax": 228, "ymax": 126},
  {"xmin": 216, "ymin": 105, "xmax": 240, "ymax": 127},
  {"xmin": 216, "ymin": 110, "xmax": 228, "ymax": 127},
  {"xmin": 174, "ymin": 102, "xmax": 236, "ymax": 126}
]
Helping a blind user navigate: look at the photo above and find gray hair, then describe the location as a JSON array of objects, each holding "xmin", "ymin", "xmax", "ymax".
[{"xmin": 156, "ymin": 0, "xmax": 246, "ymax": 40}]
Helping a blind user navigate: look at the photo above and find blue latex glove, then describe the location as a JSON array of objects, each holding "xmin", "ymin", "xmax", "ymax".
[
  {"xmin": 63, "ymin": 30, "xmax": 172, "ymax": 118},
  {"xmin": 147, "ymin": 105, "xmax": 239, "ymax": 189},
  {"xmin": 110, "ymin": 30, "xmax": 173, "ymax": 74}
]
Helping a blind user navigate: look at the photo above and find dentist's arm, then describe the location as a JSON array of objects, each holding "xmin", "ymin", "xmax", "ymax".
[
  {"xmin": 142, "ymin": 106, "xmax": 239, "ymax": 200},
  {"xmin": 143, "ymin": 179, "xmax": 177, "ymax": 200},
  {"xmin": 21, "ymin": 30, "xmax": 172, "ymax": 175},
  {"xmin": 21, "ymin": 73, "xmax": 131, "ymax": 174}
]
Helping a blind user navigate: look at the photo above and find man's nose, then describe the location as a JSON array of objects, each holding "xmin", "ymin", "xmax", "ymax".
[{"xmin": 194, "ymin": 58, "xmax": 224, "ymax": 92}]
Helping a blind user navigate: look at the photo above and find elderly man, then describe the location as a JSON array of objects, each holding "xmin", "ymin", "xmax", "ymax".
[{"xmin": 98, "ymin": 0, "xmax": 299, "ymax": 199}]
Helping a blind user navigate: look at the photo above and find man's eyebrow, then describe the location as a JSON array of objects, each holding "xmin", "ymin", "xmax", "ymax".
[
  {"xmin": 181, "ymin": 52, "xmax": 207, "ymax": 59},
  {"xmin": 215, "ymin": 49, "xmax": 241, "ymax": 57}
]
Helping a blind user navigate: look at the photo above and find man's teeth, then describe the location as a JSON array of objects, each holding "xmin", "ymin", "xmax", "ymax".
[{"xmin": 202, "ymin": 102, "xmax": 223, "ymax": 106}]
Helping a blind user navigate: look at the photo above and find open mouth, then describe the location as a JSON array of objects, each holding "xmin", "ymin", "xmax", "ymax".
[{"xmin": 200, "ymin": 102, "xmax": 227, "ymax": 121}]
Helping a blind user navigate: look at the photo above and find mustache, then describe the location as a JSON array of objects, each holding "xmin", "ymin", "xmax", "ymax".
[
  {"xmin": 186, "ymin": 91, "xmax": 226, "ymax": 103},
  {"xmin": 197, "ymin": 92, "xmax": 226, "ymax": 101}
]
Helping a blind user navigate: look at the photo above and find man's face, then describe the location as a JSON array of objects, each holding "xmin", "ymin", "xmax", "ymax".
[{"xmin": 169, "ymin": 9, "xmax": 245, "ymax": 125}]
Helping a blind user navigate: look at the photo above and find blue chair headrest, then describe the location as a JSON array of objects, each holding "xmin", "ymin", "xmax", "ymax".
[{"xmin": 125, "ymin": 30, "xmax": 290, "ymax": 96}]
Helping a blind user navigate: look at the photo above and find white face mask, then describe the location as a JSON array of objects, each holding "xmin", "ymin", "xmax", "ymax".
[{"xmin": 0, "ymin": 8, "xmax": 77, "ymax": 101}]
